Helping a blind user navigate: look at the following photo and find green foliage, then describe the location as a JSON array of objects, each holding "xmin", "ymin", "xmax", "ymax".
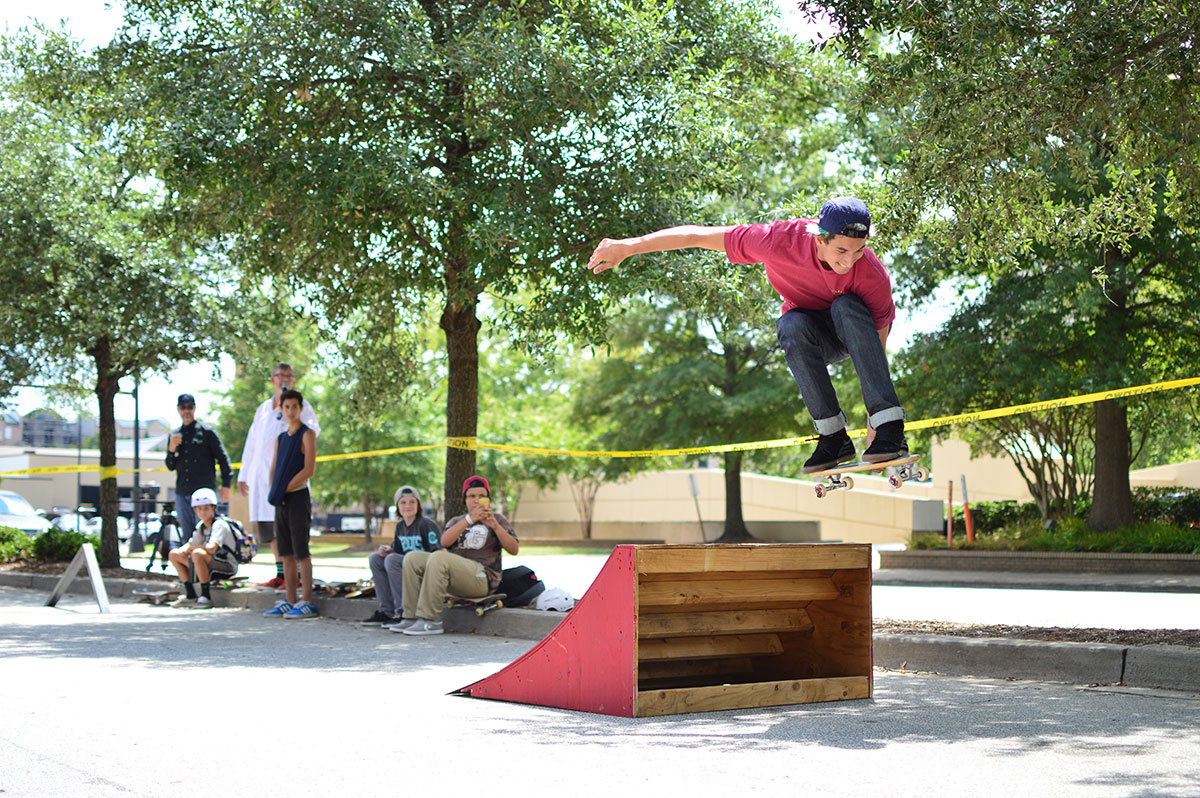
[
  {"xmin": 915, "ymin": 518, "xmax": 1200, "ymax": 554},
  {"xmin": 30, "ymin": 528, "xmax": 101, "ymax": 561},
  {"xmin": 946, "ymin": 501, "xmax": 1043, "ymax": 537},
  {"xmin": 0, "ymin": 527, "xmax": 33, "ymax": 563}
]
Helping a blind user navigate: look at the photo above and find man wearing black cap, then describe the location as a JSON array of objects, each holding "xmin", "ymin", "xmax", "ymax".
[
  {"xmin": 166, "ymin": 394, "xmax": 233, "ymax": 541},
  {"xmin": 587, "ymin": 197, "xmax": 906, "ymax": 472}
]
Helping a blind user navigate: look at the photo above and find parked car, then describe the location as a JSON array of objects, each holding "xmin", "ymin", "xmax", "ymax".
[
  {"xmin": 51, "ymin": 513, "xmax": 132, "ymax": 542},
  {"xmin": 0, "ymin": 490, "xmax": 52, "ymax": 537}
]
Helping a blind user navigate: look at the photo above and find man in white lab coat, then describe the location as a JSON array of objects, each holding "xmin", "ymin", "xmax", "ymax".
[{"xmin": 236, "ymin": 363, "xmax": 320, "ymax": 588}]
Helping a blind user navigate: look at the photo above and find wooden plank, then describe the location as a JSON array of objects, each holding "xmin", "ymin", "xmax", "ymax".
[
  {"xmin": 637, "ymin": 544, "xmax": 870, "ymax": 576},
  {"xmin": 638, "ymin": 568, "xmax": 837, "ymax": 584},
  {"xmin": 803, "ymin": 568, "xmax": 873, "ymax": 681},
  {"xmin": 637, "ymin": 576, "xmax": 839, "ymax": 610},
  {"xmin": 635, "ymin": 676, "xmax": 871, "ymax": 717},
  {"xmin": 638, "ymin": 608, "xmax": 813, "ymax": 638},
  {"xmin": 637, "ymin": 633, "xmax": 783, "ymax": 662},
  {"xmin": 637, "ymin": 656, "xmax": 754, "ymax": 682}
]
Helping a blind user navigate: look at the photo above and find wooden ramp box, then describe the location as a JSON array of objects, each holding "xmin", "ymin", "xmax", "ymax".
[{"xmin": 456, "ymin": 543, "xmax": 873, "ymax": 717}]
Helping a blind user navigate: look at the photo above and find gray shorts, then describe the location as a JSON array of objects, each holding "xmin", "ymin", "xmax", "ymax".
[{"xmin": 255, "ymin": 521, "xmax": 275, "ymax": 544}]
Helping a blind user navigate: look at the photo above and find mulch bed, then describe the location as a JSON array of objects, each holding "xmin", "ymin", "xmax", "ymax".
[{"xmin": 1, "ymin": 560, "xmax": 177, "ymax": 582}]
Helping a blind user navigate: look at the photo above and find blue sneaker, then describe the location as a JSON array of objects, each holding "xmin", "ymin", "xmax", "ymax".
[
  {"xmin": 284, "ymin": 601, "xmax": 319, "ymax": 620},
  {"xmin": 264, "ymin": 600, "xmax": 293, "ymax": 617}
]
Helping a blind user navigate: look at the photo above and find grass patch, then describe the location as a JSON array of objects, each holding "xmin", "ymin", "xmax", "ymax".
[{"xmin": 913, "ymin": 518, "xmax": 1200, "ymax": 554}]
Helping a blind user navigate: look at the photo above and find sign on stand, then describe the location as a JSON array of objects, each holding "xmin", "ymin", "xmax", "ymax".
[{"xmin": 45, "ymin": 542, "xmax": 111, "ymax": 613}]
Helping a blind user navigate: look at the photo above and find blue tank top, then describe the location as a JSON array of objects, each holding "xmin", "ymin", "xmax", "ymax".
[{"xmin": 268, "ymin": 423, "xmax": 309, "ymax": 506}]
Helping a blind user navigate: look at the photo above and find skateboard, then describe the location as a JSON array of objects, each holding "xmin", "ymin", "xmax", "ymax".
[
  {"xmin": 809, "ymin": 454, "xmax": 928, "ymax": 498},
  {"xmin": 133, "ymin": 588, "xmax": 180, "ymax": 605},
  {"xmin": 344, "ymin": 582, "xmax": 375, "ymax": 600},
  {"xmin": 445, "ymin": 593, "xmax": 506, "ymax": 617},
  {"xmin": 215, "ymin": 575, "xmax": 248, "ymax": 590},
  {"xmin": 312, "ymin": 578, "xmax": 359, "ymax": 597}
]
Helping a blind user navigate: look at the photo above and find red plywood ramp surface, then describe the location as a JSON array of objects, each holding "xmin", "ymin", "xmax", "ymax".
[
  {"xmin": 456, "ymin": 543, "xmax": 873, "ymax": 718},
  {"xmin": 454, "ymin": 545, "xmax": 638, "ymax": 717}
]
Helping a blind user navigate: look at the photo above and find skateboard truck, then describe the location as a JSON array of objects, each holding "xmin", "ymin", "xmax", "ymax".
[{"xmin": 811, "ymin": 455, "xmax": 928, "ymax": 499}]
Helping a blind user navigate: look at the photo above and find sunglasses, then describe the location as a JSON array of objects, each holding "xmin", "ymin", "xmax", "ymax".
[{"xmin": 179, "ymin": 404, "xmax": 195, "ymax": 409}]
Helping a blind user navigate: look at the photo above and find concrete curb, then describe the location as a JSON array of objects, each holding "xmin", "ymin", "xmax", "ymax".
[{"xmin": 3, "ymin": 570, "xmax": 1196, "ymax": 693}]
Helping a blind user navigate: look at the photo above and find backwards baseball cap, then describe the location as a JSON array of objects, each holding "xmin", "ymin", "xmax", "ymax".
[
  {"xmin": 190, "ymin": 487, "xmax": 218, "ymax": 507},
  {"xmin": 462, "ymin": 475, "xmax": 491, "ymax": 497},
  {"xmin": 177, "ymin": 393, "xmax": 196, "ymax": 406},
  {"xmin": 393, "ymin": 485, "xmax": 422, "ymax": 506},
  {"xmin": 817, "ymin": 197, "xmax": 871, "ymax": 238}
]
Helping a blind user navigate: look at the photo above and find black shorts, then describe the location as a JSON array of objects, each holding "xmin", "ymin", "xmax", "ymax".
[{"xmin": 275, "ymin": 488, "xmax": 311, "ymax": 560}]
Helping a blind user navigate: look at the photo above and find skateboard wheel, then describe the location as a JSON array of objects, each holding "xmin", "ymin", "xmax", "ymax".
[
  {"xmin": 476, "ymin": 607, "xmax": 485, "ymax": 617},
  {"xmin": 916, "ymin": 468, "xmax": 930, "ymax": 481},
  {"xmin": 496, "ymin": 600, "xmax": 503, "ymax": 609},
  {"xmin": 843, "ymin": 476, "xmax": 854, "ymax": 491},
  {"xmin": 814, "ymin": 484, "xmax": 826, "ymax": 499},
  {"xmin": 888, "ymin": 474, "xmax": 902, "ymax": 489}
]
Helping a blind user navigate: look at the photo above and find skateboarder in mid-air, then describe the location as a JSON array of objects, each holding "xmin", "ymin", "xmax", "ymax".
[{"xmin": 587, "ymin": 197, "xmax": 906, "ymax": 473}]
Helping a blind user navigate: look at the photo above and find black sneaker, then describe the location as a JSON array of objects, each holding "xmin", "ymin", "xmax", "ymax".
[
  {"xmin": 802, "ymin": 430, "xmax": 856, "ymax": 474},
  {"xmin": 361, "ymin": 609, "xmax": 392, "ymax": 625},
  {"xmin": 863, "ymin": 420, "xmax": 908, "ymax": 463}
]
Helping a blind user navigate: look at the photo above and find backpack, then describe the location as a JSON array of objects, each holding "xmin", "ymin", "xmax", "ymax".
[
  {"xmin": 498, "ymin": 565, "xmax": 546, "ymax": 607},
  {"xmin": 222, "ymin": 516, "xmax": 257, "ymax": 564}
]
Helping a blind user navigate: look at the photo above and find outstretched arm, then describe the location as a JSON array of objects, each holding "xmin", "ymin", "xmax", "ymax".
[{"xmin": 587, "ymin": 225, "xmax": 733, "ymax": 274}]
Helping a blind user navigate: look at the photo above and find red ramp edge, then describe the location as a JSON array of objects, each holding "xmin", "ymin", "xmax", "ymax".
[{"xmin": 454, "ymin": 545, "xmax": 637, "ymax": 717}]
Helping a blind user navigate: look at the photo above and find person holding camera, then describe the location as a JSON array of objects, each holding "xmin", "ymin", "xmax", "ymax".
[
  {"xmin": 393, "ymin": 475, "xmax": 518, "ymax": 636},
  {"xmin": 165, "ymin": 393, "xmax": 233, "ymax": 542},
  {"xmin": 236, "ymin": 363, "xmax": 320, "ymax": 589}
]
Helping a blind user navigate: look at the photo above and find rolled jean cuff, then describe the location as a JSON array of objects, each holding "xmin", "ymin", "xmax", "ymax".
[
  {"xmin": 812, "ymin": 411, "xmax": 848, "ymax": 436},
  {"xmin": 869, "ymin": 407, "xmax": 906, "ymax": 428}
]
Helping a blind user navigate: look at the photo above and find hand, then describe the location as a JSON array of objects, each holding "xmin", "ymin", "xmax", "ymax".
[
  {"xmin": 168, "ymin": 433, "xmax": 182, "ymax": 452},
  {"xmin": 587, "ymin": 238, "xmax": 631, "ymax": 274},
  {"xmin": 237, "ymin": 481, "xmax": 249, "ymax": 496},
  {"xmin": 219, "ymin": 486, "xmax": 231, "ymax": 504},
  {"xmin": 377, "ymin": 545, "xmax": 389, "ymax": 557}
]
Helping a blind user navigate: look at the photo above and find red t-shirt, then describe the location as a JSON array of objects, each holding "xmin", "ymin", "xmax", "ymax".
[{"xmin": 724, "ymin": 218, "xmax": 896, "ymax": 330}]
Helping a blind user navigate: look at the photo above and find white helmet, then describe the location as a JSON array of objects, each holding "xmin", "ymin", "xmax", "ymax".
[{"xmin": 190, "ymin": 488, "xmax": 218, "ymax": 508}]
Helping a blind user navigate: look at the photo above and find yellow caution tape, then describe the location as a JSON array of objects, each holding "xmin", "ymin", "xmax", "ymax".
[{"xmin": 2, "ymin": 377, "xmax": 1197, "ymax": 475}]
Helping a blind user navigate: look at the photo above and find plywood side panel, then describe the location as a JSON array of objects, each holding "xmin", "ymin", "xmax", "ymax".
[
  {"xmin": 637, "ymin": 576, "xmax": 838, "ymax": 609},
  {"xmin": 637, "ymin": 633, "xmax": 784, "ymax": 662}
]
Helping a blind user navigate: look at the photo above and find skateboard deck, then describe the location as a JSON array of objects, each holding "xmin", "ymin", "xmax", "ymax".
[
  {"xmin": 809, "ymin": 454, "xmax": 927, "ymax": 498},
  {"xmin": 344, "ymin": 583, "xmax": 375, "ymax": 600},
  {"xmin": 446, "ymin": 593, "xmax": 506, "ymax": 617},
  {"xmin": 312, "ymin": 579, "xmax": 359, "ymax": 597},
  {"xmin": 215, "ymin": 575, "xmax": 248, "ymax": 590},
  {"xmin": 133, "ymin": 588, "xmax": 180, "ymax": 605}
]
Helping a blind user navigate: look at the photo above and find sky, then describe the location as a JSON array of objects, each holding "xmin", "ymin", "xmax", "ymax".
[{"xmin": 2, "ymin": 1, "xmax": 957, "ymax": 425}]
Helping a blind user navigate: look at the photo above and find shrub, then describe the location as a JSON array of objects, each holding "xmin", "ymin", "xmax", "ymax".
[
  {"xmin": 0, "ymin": 526, "xmax": 32, "ymax": 562},
  {"xmin": 1132, "ymin": 487, "xmax": 1200, "ymax": 526},
  {"xmin": 31, "ymin": 527, "xmax": 100, "ymax": 562},
  {"xmin": 947, "ymin": 500, "xmax": 1041, "ymax": 536}
]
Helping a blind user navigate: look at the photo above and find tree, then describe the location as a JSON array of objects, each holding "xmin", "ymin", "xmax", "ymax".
[
  {"xmin": 115, "ymin": 0, "xmax": 815, "ymax": 518},
  {"xmin": 0, "ymin": 34, "xmax": 243, "ymax": 566},
  {"xmin": 573, "ymin": 289, "xmax": 801, "ymax": 541},
  {"xmin": 806, "ymin": 0, "xmax": 1200, "ymax": 529}
]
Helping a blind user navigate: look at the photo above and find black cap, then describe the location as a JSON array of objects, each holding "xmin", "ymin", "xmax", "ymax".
[{"xmin": 177, "ymin": 394, "xmax": 196, "ymax": 406}]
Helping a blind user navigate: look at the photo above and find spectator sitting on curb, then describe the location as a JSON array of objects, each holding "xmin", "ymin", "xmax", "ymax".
[
  {"xmin": 168, "ymin": 488, "xmax": 239, "ymax": 609},
  {"xmin": 363, "ymin": 485, "xmax": 441, "ymax": 625},
  {"xmin": 392, "ymin": 475, "xmax": 518, "ymax": 636}
]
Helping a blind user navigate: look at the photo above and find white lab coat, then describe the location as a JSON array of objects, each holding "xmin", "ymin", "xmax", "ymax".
[{"xmin": 236, "ymin": 397, "xmax": 320, "ymax": 523}]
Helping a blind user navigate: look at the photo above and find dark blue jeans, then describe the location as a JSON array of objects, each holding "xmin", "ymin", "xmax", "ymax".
[
  {"xmin": 175, "ymin": 493, "xmax": 198, "ymax": 542},
  {"xmin": 775, "ymin": 294, "xmax": 905, "ymax": 435}
]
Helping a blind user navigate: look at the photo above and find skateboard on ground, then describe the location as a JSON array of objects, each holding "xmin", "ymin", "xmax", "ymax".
[
  {"xmin": 344, "ymin": 582, "xmax": 374, "ymax": 600},
  {"xmin": 215, "ymin": 575, "xmax": 248, "ymax": 590},
  {"xmin": 445, "ymin": 593, "xmax": 506, "ymax": 617},
  {"xmin": 312, "ymin": 578, "xmax": 359, "ymax": 597},
  {"xmin": 133, "ymin": 588, "xmax": 180, "ymax": 605},
  {"xmin": 809, "ymin": 454, "xmax": 928, "ymax": 498}
]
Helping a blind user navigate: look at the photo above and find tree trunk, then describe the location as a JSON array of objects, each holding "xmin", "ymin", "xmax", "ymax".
[
  {"xmin": 1088, "ymin": 398, "xmax": 1134, "ymax": 531},
  {"xmin": 362, "ymin": 491, "xmax": 374, "ymax": 545},
  {"xmin": 91, "ymin": 337, "xmax": 122, "ymax": 568},
  {"xmin": 714, "ymin": 451, "xmax": 755, "ymax": 543},
  {"xmin": 441, "ymin": 297, "xmax": 480, "ymax": 520}
]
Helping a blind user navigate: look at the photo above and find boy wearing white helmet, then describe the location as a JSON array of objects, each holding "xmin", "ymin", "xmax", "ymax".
[{"xmin": 168, "ymin": 488, "xmax": 240, "ymax": 608}]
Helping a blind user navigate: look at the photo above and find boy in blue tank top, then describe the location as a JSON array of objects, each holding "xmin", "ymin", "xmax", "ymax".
[{"xmin": 264, "ymin": 389, "xmax": 319, "ymax": 619}]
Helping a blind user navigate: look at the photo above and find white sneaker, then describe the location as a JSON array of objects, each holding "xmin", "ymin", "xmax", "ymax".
[
  {"xmin": 193, "ymin": 596, "xmax": 213, "ymax": 609},
  {"xmin": 170, "ymin": 596, "xmax": 197, "ymax": 608},
  {"xmin": 386, "ymin": 618, "xmax": 418, "ymax": 633},
  {"xmin": 401, "ymin": 619, "xmax": 444, "ymax": 636}
]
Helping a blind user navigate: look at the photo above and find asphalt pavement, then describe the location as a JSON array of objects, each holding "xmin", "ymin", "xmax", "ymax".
[{"xmin": 2, "ymin": 585, "xmax": 1199, "ymax": 798}]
